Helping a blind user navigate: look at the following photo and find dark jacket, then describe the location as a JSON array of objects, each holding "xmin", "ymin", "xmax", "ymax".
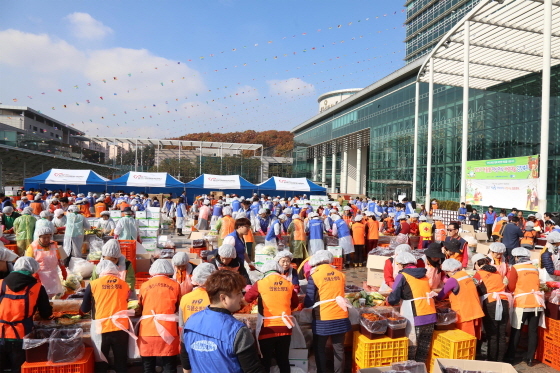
[
  {"xmin": 541, "ymin": 249, "xmax": 560, "ymax": 276},
  {"xmin": 501, "ymin": 223, "xmax": 524, "ymax": 248}
]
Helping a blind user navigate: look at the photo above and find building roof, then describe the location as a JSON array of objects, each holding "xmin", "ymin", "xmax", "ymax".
[
  {"xmin": 417, "ymin": 0, "xmax": 560, "ymax": 90},
  {"xmin": 75, "ymin": 136, "xmax": 263, "ymax": 151},
  {"xmin": 0, "ymin": 105, "xmax": 85, "ymax": 135},
  {"xmin": 317, "ymin": 88, "xmax": 363, "ymax": 103}
]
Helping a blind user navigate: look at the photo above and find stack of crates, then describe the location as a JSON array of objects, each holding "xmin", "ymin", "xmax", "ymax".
[
  {"xmin": 541, "ymin": 317, "xmax": 560, "ymax": 369},
  {"xmin": 118, "ymin": 240, "xmax": 137, "ymax": 270},
  {"xmin": 425, "ymin": 329, "xmax": 476, "ymax": 372},
  {"xmin": 352, "ymin": 331, "xmax": 408, "ymax": 372}
]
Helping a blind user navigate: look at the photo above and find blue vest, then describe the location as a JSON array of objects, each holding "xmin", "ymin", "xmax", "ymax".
[
  {"xmin": 334, "ymin": 219, "xmax": 351, "ymax": 238},
  {"xmin": 266, "ymin": 220, "xmax": 280, "ymax": 241},
  {"xmin": 485, "ymin": 211, "xmax": 497, "ymax": 224},
  {"xmin": 176, "ymin": 203, "xmax": 185, "ymax": 218},
  {"xmin": 164, "ymin": 201, "xmax": 174, "ymax": 211},
  {"xmin": 308, "ymin": 219, "xmax": 324, "ymax": 240},
  {"xmin": 266, "ymin": 201, "xmax": 273, "ymax": 210},
  {"xmin": 282, "ymin": 218, "xmax": 292, "ymax": 233},
  {"xmin": 458, "ymin": 207, "xmax": 467, "ymax": 221},
  {"xmin": 367, "ymin": 202, "xmax": 376, "ymax": 212},
  {"xmin": 273, "ymin": 205, "xmax": 282, "ymax": 216},
  {"xmin": 226, "ymin": 231, "xmax": 246, "ymax": 263},
  {"xmin": 250, "ymin": 203, "xmax": 260, "ymax": 217},
  {"xmin": 231, "ymin": 200, "xmax": 241, "ymax": 212},
  {"xmin": 212, "ymin": 205, "xmax": 223, "ymax": 216},
  {"xmin": 405, "ymin": 202, "xmax": 414, "ymax": 214},
  {"xmin": 292, "ymin": 207, "xmax": 301, "ymax": 215},
  {"xmin": 152, "ymin": 200, "xmax": 160, "ymax": 207},
  {"xmin": 87, "ymin": 196, "xmax": 95, "ymax": 206},
  {"xmin": 259, "ymin": 217, "xmax": 271, "ymax": 233},
  {"xmin": 136, "ymin": 202, "xmax": 145, "ymax": 211},
  {"xmin": 184, "ymin": 308, "xmax": 244, "ymax": 373},
  {"xmin": 387, "ymin": 206, "xmax": 396, "ymax": 215}
]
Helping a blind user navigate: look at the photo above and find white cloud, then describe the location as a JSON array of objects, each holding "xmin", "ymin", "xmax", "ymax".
[
  {"xmin": 65, "ymin": 12, "xmax": 113, "ymax": 40},
  {"xmin": 267, "ymin": 78, "xmax": 315, "ymax": 96}
]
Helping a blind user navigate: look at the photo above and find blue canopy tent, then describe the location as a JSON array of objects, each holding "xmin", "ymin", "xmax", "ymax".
[
  {"xmin": 257, "ymin": 177, "xmax": 327, "ymax": 197},
  {"xmin": 24, "ymin": 169, "xmax": 110, "ymax": 193},
  {"xmin": 106, "ymin": 172, "xmax": 186, "ymax": 195},
  {"xmin": 184, "ymin": 174, "xmax": 258, "ymax": 201}
]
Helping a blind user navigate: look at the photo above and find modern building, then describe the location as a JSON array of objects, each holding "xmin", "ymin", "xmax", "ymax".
[{"xmin": 292, "ymin": 0, "xmax": 560, "ymax": 212}]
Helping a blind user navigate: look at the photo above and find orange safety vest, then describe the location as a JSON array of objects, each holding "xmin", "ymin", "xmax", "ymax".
[
  {"xmin": 293, "ymin": 219, "xmax": 306, "ymax": 241},
  {"xmin": 104, "ymin": 196, "xmax": 112, "ymax": 205},
  {"xmin": 138, "ymin": 276, "xmax": 180, "ymax": 338},
  {"xmin": 520, "ymin": 231, "xmax": 537, "ymax": 246},
  {"xmin": 30, "ymin": 201, "xmax": 43, "ymax": 216},
  {"xmin": 366, "ymin": 220, "xmax": 379, "ymax": 240},
  {"xmin": 512, "ymin": 263, "xmax": 542, "ymax": 308},
  {"xmin": 435, "ymin": 221, "xmax": 446, "ymax": 242},
  {"xmin": 493, "ymin": 220, "xmax": 507, "ymax": 237},
  {"xmin": 343, "ymin": 215, "xmax": 353, "ymax": 226},
  {"xmin": 0, "ymin": 280, "xmax": 42, "ymax": 339},
  {"xmin": 179, "ymin": 287, "xmax": 210, "ymax": 323},
  {"xmin": 26, "ymin": 193, "xmax": 34, "ymax": 201},
  {"xmin": 79, "ymin": 203, "xmax": 91, "ymax": 218},
  {"xmin": 409, "ymin": 222, "xmax": 419, "ymax": 236},
  {"xmin": 257, "ymin": 274, "xmax": 294, "ymax": 330},
  {"xmin": 449, "ymin": 271, "xmax": 485, "ymax": 323},
  {"xmin": 244, "ymin": 229, "xmax": 255, "ymax": 243},
  {"xmin": 220, "ymin": 216, "xmax": 235, "ymax": 239},
  {"xmin": 310, "ymin": 264, "xmax": 347, "ymax": 321},
  {"xmin": 351, "ymin": 222, "xmax": 366, "ymax": 245},
  {"xmin": 447, "ymin": 251, "xmax": 463, "ymax": 264},
  {"xmin": 95, "ymin": 203, "xmax": 107, "ymax": 218},
  {"xmin": 402, "ymin": 273, "xmax": 436, "ymax": 316},
  {"xmin": 90, "ymin": 275, "xmax": 130, "ymax": 333},
  {"xmin": 477, "ymin": 270, "xmax": 508, "ymax": 302},
  {"xmin": 119, "ymin": 202, "xmax": 130, "ymax": 211},
  {"xmin": 385, "ymin": 218, "xmax": 395, "ymax": 234}
]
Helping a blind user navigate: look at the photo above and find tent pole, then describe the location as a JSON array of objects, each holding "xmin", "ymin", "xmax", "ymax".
[
  {"xmin": 178, "ymin": 142, "xmax": 181, "ymax": 181},
  {"xmin": 260, "ymin": 146, "xmax": 263, "ymax": 183},
  {"xmin": 199, "ymin": 143, "xmax": 202, "ymax": 175},
  {"xmin": 135, "ymin": 139, "xmax": 138, "ymax": 172}
]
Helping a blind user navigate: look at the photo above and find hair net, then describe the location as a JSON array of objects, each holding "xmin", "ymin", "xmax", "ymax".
[
  {"xmin": 395, "ymin": 244, "xmax": 412, "ymax": 256},
  {"xmin": 388, "ymin": 212, "xmax": 396, "ymax": 217},
  {"xmin": 292, "ymin": 214, "xmax": 300, "ymax": 220},
  {"xmin": 172, "ymin": 252, "xmax": 189, "ymax": 266},
  {"xmin": 472, "ymin": 253, "xmax": 488, "ymax": 265},
  {"xmin": 203, "ymin": 200, "xmax": 210, "ymax": 205},
  {"xmin": 222, "ymin": 206, "xmax": 233, "ymax": 216},
  {"xmin": 419, "ymin": 216, "xmax": 427, "ymax": 221},
  {"xmin": 36, "ymin": 226, "xmax": 54, "ymax": 236},
  {"xmin": 331, "ymin": 214, "xmax": 341, "ymax": 221},
  {"xmin": 192, "ymin": 263, "xmax": 216, "ymax": 286},
  {"xmin": 149, "ymin": 259, "xmax": 174, "ymax": 276},
  {"xmin": 236, "ymin": 212, "xmax": 247, "ymax": 219},
  {"xmin": 489, "ymin": 242, "xmax": 506, "ymax": 253},
  {"xmin": 261, "ymin": 260, "xmax": 283, "ymax": 273},
  {"xmin": 395, "ymin": 252, "xmax": 417, "ymax": 265},
  {"xmin": 535, "ymin": 212, "xmax": 543, "ymax": 219},
  {"xmin": 258, "ymin": 208, "xmax": 267, "ymax": 214},
  {"xmin": 0, "ymin": 247, "xmax": 18, "ymax": 262},
  {"xmin": 96, "ymin": 198, "xmax": 104, "ymax": 203},
  {"xmin": 354, "ymin": 215, "xmax": 363, "ymax": 221},
  {"xmin": 14, "ymin": 257, "xmax": 40, "ymax": 274},
  {"xmin": 283, "ymin": 208, "xmax": 293, "ymax": 214},
  {"xmin": 275, "ymin": 250, "xmax": 293, "ymax": 261},
  {"xmin": 164, "ymin": 241, "xmax": 176, "ymax": 249},
  {"xmin": 22, "ymin": 207, "xmax": 33, "ymax": 215},
  {"xmin": 100, "ymin": 211, "xmax": 111, "ymax": 216},
  {"xmin": 309, "ymin": 250, "xmax": 333, "ymax": 267},
  {"xmin": 101, "ymin": 239, "xmax": 121, "ymax": 258},
  {"xmin": 343, "ymin": 206, "xmax": 351, "ymax": 211},
  {"xmin": 218, "ymin": 244, "xmax": 237, "ymax": 258},
  {"xmin": 96, "ymin": 259, "xmax": 120, "ymax": 277},
  {"xmin": 276, "ymin": 214, "xmax": 286, "ymax": 221},
  {"xmin": 548, "ymin": 231, "xmax": 560, "ymax": 243},
  {"xmin": 512, "ymin": 247, "xmax": 530, "ymax": 257},
  {"xmin": 441, "ymin": 259, "xmax": 462, "ymax": 272},
  {"xmin": 3, "ymin": 206, "xmax": 13, "ymax": 214},
  {"xmin": 34, "ymin": 195, "xmax": 42, "ymax": 201},
  {"xmin": 39, "ymin": 211, "xmax": 50, "ymax": 218},
  {"xmin": 68, "ymin": 205, "xmax": 79, "ymax": 213},
  {"xmin": 433, "ymin": 215, "xmax": 442, "ymax": 220}
]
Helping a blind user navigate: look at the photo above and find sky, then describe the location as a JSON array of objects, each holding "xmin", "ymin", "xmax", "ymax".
[{"xmin": 0, "ymin": 1, "xmax": 407, "ymax": 139}]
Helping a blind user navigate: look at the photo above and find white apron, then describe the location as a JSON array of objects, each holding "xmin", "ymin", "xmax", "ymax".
[
  {"xmin": 135, "ymin": 310, "xmax": 179, "ymax": 345},
  {"xmin": 480, "ymin": 292, "xmax": 513, "ymax": 321},
  {"xmin": 400, "ymin": 292, "xmax": 436, "ymax": 347},
  {"xmin": 511, "ymin": 290, "xmax": 546, "ymax": 329},
  {"xmin": 35, "ymin": 247, "xmax": 63, "ymax": 296},
  {"xmin": 91, "ymin": 309, "xmax": 139, "ymax": 362},
  {"xmin": 255, "ymin": 312, "xmax": 305, "ymax": 355}
]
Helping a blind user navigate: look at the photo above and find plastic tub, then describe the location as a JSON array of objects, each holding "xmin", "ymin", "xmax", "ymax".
[
  {"xmin": 359, "ymin": 310, "xmax": 388, "ymax": 339},
  {"xmin": 48, "ymin": 328, "xmax": 85, "ymax": 364},
  {"xmin": 23, "ymin": 329, "xmax": 56, "ymax": 363}
]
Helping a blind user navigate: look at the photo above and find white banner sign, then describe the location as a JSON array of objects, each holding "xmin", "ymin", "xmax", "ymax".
[
  {"xmin": 274, "ymin": 177, "xmax": 310, "ymax": 191},
  {"xmin": 203, "ymin": 174, "xmax": 241, "ymax": 189},
  {"xmin": 127, "ymin": 172, "xmax": 167, "ymax": 187},
  {"xmin": 45, "ymin": 169, "xmax": 92, "ymax": 185},
  {"xmin": 466, "ymin": 178, "xmax": 540, "ymax": 211}
]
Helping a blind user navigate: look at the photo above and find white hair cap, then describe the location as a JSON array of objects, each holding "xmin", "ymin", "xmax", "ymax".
[
  {"xmin": 343, "ymin": 206, "xmax": 351, "ymax": 211},
  {"xmin": 149, "ymin": 259, "xmax": 174, "ymax": 276},
  {"xmin": 36, "ymin": 226, "xmax": 53, "ymax": 236},
  {"xmin": 236, "ymin": 212, "xmax": 247, "ymax": 219},
  {"xmin": 222, "ymin": 206, "xmax": 233, "ymax": 216},
  {"xmin": 96, "ymin": 198, "xmax": 104, "ymax": 203},
  {"xmin": 410, "ymin": 213, "xmax": 419, "ymax": 218},
  {"xmin": 547, "ymin": 231, "xmax": 560, "ymax": 243},
  {"xmin": 278, "ymin": 214, "xmax": 287, "ymax": 221},
  {"xmin": 218, "ymin": 244, "xmax": 237, "ymax": 258},
  {"xmin": 258, "ymin": 208, "xmax": 267, "ymax": 214},
  {"xmin": 172, "ymin": 252, "xmax": 189, "ymax": 266},
  {"xmin": 130, "ymin": 200, "xmax": 138, "ymax": 206},
  {"xmin": 203, "ymin": 200, "xmax": 210, "ymax": 205},
  {"xmin": 388, "ymin": 212, "xmax": 396, "ymax": 217},
  {"xmin": 331, "ymin": 214, "xmax": 341, "ymax": 221},
  {"xmin": 54, "ymin": 209, "xmax": 64, "ymax": 216},
  {"xmin": 96, "ymin": 259, "xmax": 120, "ymax": 277},
  {"xmin": 395, "ymin": 252, "xmax": 417, "ymax": 266},
  {"xmin": 512, "ymin": 247, "xmax": 531, "ymax": 257},
  {"xmin": 3, "ymin": 206, "xmax": 13, "ymax": 214},
  {"xmin": 22, "ymin": 207, "xmax": 33, "ymax": 215},
  {"xmin": 34, "ymin": 195, "xmax": 42, "ymax": 201},
  {"xmin": 0, "ymin": 248, "xmax": 18, "ymax": 262},
  {"xmin": 354, "ymin": 215, "xmax": 363, "ymax": 221},
  {"xmin": 261, "ymin": 260, "xmax": 283, "ymax": 273},
  {"xmin": 101, "ymin": 239, "xmax": 121, "ymax": 258},
  {"xmin": 100, "ymin": 211, "xmax": 111, "ymax": 216},
  {"xmin": 535, "ymin": 212, "xmax": 543, "ymax": 219},
  {"xmin": 395, "ymin": 244, "xmax": 412, "ymax": 256},
  {"xmin": 39, "ymin": 211, "xmax": 50, "ymax": 218},
  {"xmin": 14, "ymin": 257, "xmax": 40, "ymax": 274},
  {"xmin": 292, "ymin": 214, "xmax": 301, "ymax": 220},
  {"xmin": 309, "ymin": 250, "xmax": 333, "ymax": 267},
  {"xmin": 433, "ymin": 215, "xmax": 443, "ymax": 220},
  {"xmin": 191, "ymin": 263, "xmax": 216, "ymax": 286},
  {"xmin": 419, "ymin": 216, "xmax": 427, "ymax": 221},
  {"xmin": 283, "ymin": 208, "xmax": 293, "ymax": 214},
  {"xmin": 441, "ymin": 258, "xmax": 462, "ymax": 272},
  {"xmin": 472, "ymin": 253, "xmax": 488, "ymax": 265},
  {"xmin": 275, "ymin": 250, "xmax": 293, "ymax": 261},
  {"xmin": 489, "ymin": 242, "xmax": 507, "ymax": 253},
  {"xmin": 68, "ymin": 205, "xmax": 79, "ymax": 213}
]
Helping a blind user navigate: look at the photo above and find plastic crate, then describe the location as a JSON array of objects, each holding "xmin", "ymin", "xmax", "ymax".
[
  {"xmin": 190, "ymin": 247, "xmax": 205, "ymax": 257},
  {"xmin": 118, "ymin": 240, "xmax": 137, "ymax": 271},
  {"xmin": 333, "ymin": 257, "xmax": 343, "ymax": 270},
  {"xmin": 135, "ymin": 272, "xmax": 151, "ymax": 289},
  {"xmin": 542, "ymin": 339, "xmax": 560, "ymax": 370},
  {"xmin": 21, "ymin": 347, "xmax": 94, "ymax": 373},
  {"xmin": 543, "ymin": 317, "xmax": 560, "ymax": 341},
  {"xmin": 353, "ymin": 331, "xmax": 408, "ymax": 368},
  {"xmin": 430, "ymin": 329, "xmax": 476, "ymax": 360},
  {"xmin": 5, "ymin": 244, "xmax": 18, "ymax": 254}
]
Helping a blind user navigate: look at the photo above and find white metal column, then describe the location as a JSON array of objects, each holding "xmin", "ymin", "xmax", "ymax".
[
  {"xmin": 321, "ymin": 151, "xmax": 327, "ymax": 184},
  {"xmin": 341, "ymin": 150, "xmax": 348, "ymax": 193},
  {"xmin": 539, "ymin": 0, "xmax": 552, "ymax": 214},
  {"xmin": 425, "ymin": 58, "xmax": 434, "ymax": 206},
  {"xmin": 178, "ymin": 142, "xmax": 181, "ymax": 180},
  {"xmin": 313, "ymin": 157, "xmax": 318, "ymax": 181},
  {"xmin": 331, "ymin": 149, "xmax": 337, "ymax": 193},
  {"xmin": 460, "ymin": 21, "xmax": 470, "ymax": 203},
  {"xmin": 356, "ymin": 147, "xmax": 362, "ymax": 195},
  {"xmin": 412, "ymin": 82, "xmax": 420, "ymax": 201}
]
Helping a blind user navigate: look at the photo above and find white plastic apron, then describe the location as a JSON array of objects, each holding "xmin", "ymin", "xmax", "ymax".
[
  {"xmin": 135, "ymin": 310, "xmax": 179, "ymax": 345},
  {"xmin": 400, "ymin": 292, "xmax": 436, "ymax": 347},
  {"xmin": 311, "ymin": 295, "xmax": 359, "ymax": 325},
  {"xmin": 480, "ymin": 292, "xmax": 513, "ymax": 321},
  {"xmin": 35, "ymin": 247, "xmax": 63, "ymax": 296},
  {"xmin": 255, "ymin": 312, "xmax": 305, "ymax": 356},
  {"xmin": 511, "ymin": 290, "xmax": 546, "ymax": 329},
  {"xmin": 91, "ymin": 309, "xmax": 138, "ymax": 362}
]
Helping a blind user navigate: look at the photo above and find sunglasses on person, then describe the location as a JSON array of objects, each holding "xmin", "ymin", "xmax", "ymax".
[{"xmin": 447, "ymin": 229, "xmax": 456, "ymax": 231}]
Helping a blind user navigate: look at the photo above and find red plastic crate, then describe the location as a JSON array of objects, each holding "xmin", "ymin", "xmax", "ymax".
[
  {"xmin": 118, "ymin": 240, "xmax": 137, "ymax": 270},
  {"xmin": 5, "ymin": 244, "xmax": 18, "ymax": 254},
  {"xmin": 543, "ymin": 317, "xmax": 560, "ymax": 341},
  {"xmin": 542, "ymin": 339, "xmax": 560, "ymax": 370},
  {"xmin": 333, "ymin": 257, "xmax": 343, "ymax": 270},
  {"xmin": 135, "ymin": 272, "xmax": 151, "ymax": 289},
  {"xmin": 190, "ymin": 247, "xmax": 205, "ymax": 257},
  {"xmin": 21, "ymin": 347, "xmax": 94, "ymax": 373}
]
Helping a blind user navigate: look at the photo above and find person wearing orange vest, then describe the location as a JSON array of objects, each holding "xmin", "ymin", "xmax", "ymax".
[
  {"xmin": 29, "ymin": 195, "xmax": 44, "ymax": 216},
  {"xmin": 433, "ymin": 216, "xmax": 446, "ymax": 242},
  {"xmin": 0, "ymin": 257, "xmax": 53, "ymax": 372},
  {"xmin": 77, "ymin": 199, "xmax": 91, "ymax": 218},
  {"xmin": 487, "ymin": 242, "xmax": 508, "ymax": 277},
  {"xmin": 137, "ymin": 259, "xmax": 181, "ymax": 373},
  {"xmin": 505, "ymin": 247, "xmax": 544, "ymax": 366},
  {"xmin": 364, "ymin": 212, "xmax": 380, "ymax": 252},
  {"xmin": 520, "ymin": 221, "xmax": 537, "ymax": 249},
  {"xmin": 179, "ymin": 263, "xmax": 216, "ymax": 328},
  {"xmin": 244, "ymin": 260, "xmax": 299, "ymax": 373},
  {"xmin": 304, "ymin": 250, "xmax": 350, "ymax": 373},
  {"xmin": 351, "ymin": 215, "xmax": 367, "ymax": 266},
  {"xmin": 288, "ymin": 214, "xmax": 307, "ymax": 266},
  {"xmin": 382, "ymin": 213, "xmax": 396, "ymax": 235},
  {"xmin": 94, "ymin": 198, "xmax": 107, "ymax": 218},
  {"xmin": 342, "ymin": 206, "xmax": 353, "ymax": 225},
  {"xmin": 25, "ymin": 226, "xmax": 66, "ymax": 297},
  {"xmin": 409, "ymin": 213, "xmax": 420, "ymax": 237},
  {"xmin": 472, "ymin": 254, "xmax": 510, "ymax": 362},
  {"xmin": 89, "ymin": 240, "xmax": 136, "ymax": 293},
  {"xmin": 492, "ymin": 210, "xmax": 508, "ymax": 241},
  {"xmin": 216, "ymin": 206, "xmax": 235, "ymax": 247},
  {"xmin": 437, "ymin": 259, "xmax": 485, "ymax": 338},
  {"xmin": 80, "ymin": 260, "xmax": 132, "ymax": 373},
  {"xmin": 387, "ymin": 252, "xmax": 436, "ymax": 364},
  {"xmin": 171, "ymin": 251, "xmax": 194, "ymax": 296}
]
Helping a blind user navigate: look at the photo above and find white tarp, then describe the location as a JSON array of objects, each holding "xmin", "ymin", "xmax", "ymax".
[
  {"xmin": 44, "ymin": 169, "xmax": 108, "ymax": 185},
  {"xmin": 126, "ymin": 172, "xmax": 168, "ymax": 187},
  {"xmin": 203, "ymin": 174, "xmax": 241, "ymax": 189}
]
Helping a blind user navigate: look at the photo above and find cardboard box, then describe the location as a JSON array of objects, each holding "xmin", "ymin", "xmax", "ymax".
[
  {"xmin": 146, "ymin": 211, "xmax": 161, "ymax": 219},
  {"xmin": 136, "ymin": 253, "xmax": 153, "ymax": 272},
  {"xmin": 431, "ymin": 358, "xmax": 516, "ymax": 373},
  {"xmin": 110, "ymin": 210, "xmax": 122, "ymax": 218},
  {"xmin": 138, "ymin": 219, "xmax": 150, "ymax": 227},
  {"xmin": 476, "ymin": 242, "xmax": 491, "ymax": 255},
  {"xmin": 135, "ymin": 211, "xmax": 147, "ymax": 219},
  {"xmin": 475, "ymin": 232, "xmax": 488, "ymax": 241},
  {"xmin": 190, "ymin": 258, "xmax": 203, "ymax": 265},
  {"xmin": 147, "ymin": 207, "xmax": 160, "ymax": 213},
  {"xmin": 189, "ymin": 232, "xmax": 206, "ymax": 240},
  {"xmin": 328, "ymin": 246, "xmax": 343, "ymax": 258},
  {"xmin": 147, "ymin": 219, "xmax": 160, "ymax": 228},
  {"xmin": 288, "ymin": 349, "xmax": 308, "ymax": 371},
  {"xmin": 461, "ymin": 224, "xmax": 474, "ymax": 233},
  {"xmin": 366, "ymin": 255, "xmax": 389, "ymax": 287}
]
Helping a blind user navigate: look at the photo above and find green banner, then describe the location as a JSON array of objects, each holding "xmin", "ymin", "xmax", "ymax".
[{"xmin": 465, "ymin": 155, "xmax": 539, "ymax": 180}]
